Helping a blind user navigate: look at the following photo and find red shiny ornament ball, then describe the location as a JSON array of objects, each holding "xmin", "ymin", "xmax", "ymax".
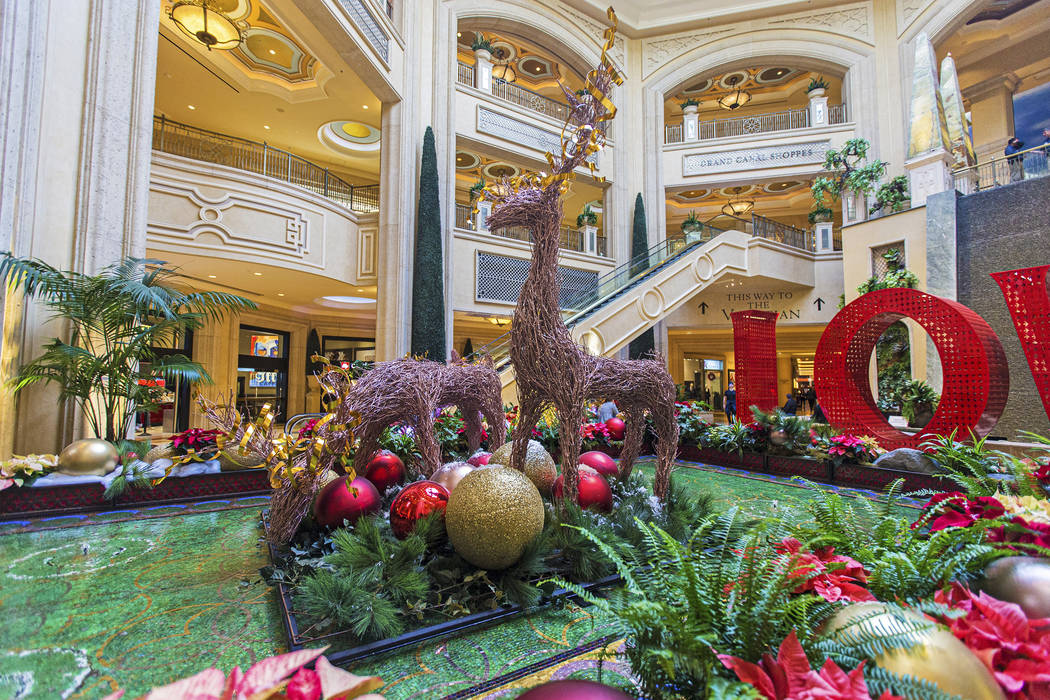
[
  {"xmin": 467, "ymin": 451, "xmax": 492, "ymax": 467},
  {"xmin": 605, "ymin": 417, "xmax": 626, "ymax": 440},
  {"xmin": 579, "ymin": 450, "xmax": 618, "ymax": 478},
  {"xmin": 364, "ymin": 450, "xmax": 405, "ymax": 492},
  {"xmin": 313, "ymin": 476, "xmax": 381, "ymax": 528},
  {"xmin": 518, "ymin": 680, "xmax": 631, "ymax": 700},
  {"xmin": 552, "ymin": 466, "xmax": 613, "ymax": 512},
  {"xmin": 389, "ymin": 480, "xmax": 450, "ymax": 539}
]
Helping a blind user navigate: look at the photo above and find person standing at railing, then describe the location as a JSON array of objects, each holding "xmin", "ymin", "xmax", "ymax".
[{"xmin": 1005, "ymin": 137, "xmax": 1026, "ymax": 182}]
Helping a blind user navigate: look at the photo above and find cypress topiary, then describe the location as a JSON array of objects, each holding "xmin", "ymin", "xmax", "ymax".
[
  {"xmin": 628, "ymin": 193, "xmax": 656, "ymax": 360},
  {"xmin": 411, "ymin": 126, "xmax": 447, "ymax": 360}
]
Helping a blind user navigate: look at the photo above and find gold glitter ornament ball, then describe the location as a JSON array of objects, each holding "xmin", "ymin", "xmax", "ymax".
[
  {"xmin": 57, "ymin": 439, "xmax": 119, "ymax": 476},
  {"xmin": 824, "ymin": 602, "xmax": 1005, "ymax": 700},
  {"xmin": 490, "ymin": 440, "xmax": 557, "ymax": 495},
  {"xmin": 445, "ymin": 466, "xmax": 545, "ymax": 570}
]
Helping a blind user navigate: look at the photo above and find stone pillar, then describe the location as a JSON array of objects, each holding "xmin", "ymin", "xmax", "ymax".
[
  {"xmin": 841, "ymin": 189, "xmax": 867, "ymax": 225},
  {"xmin": 682, "ymin": 103, "xmax": 699, "ymax": 141},
  {"xmin": 474, "ymin": 48, "xmax": 492, "ymax": 93},
  {"xmin": 777, "ymin": 355, "xmax": 793, "ymax": 408},
  {"xmin": 905, "ymin": 148, "xmax": 954, "ymax": 206},
  {"xmin": 814, "ymin": 221, "xmax": 835, "ymax": 253},
  {"xmin": 475, "ymin": 200, "xmax": 492, "ymax": 232},
  {"xmin": 581, "ymin": 224, "xmax": 598, "ymax": 255},
  {"xmin": 965, "ymin": 74, "xmax": 1019, "ymax": 164},
  {"xmin": 808, "ymin": 88, "xmax": 829, "ymax": 127}
]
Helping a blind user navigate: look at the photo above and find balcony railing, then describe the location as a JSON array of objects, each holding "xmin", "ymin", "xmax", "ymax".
[
  {"xmin": 457, "ymin": 61, "xmax": 572, "ymax": 122},
  {"xmin": 455, "ymin": 203, "xmax": 608, "ymax": 257},
  {"xmin": 952, "ymin": 143, "xmax": 1050, "ymax": 194},
  {"xmin": 664, "ymin": 104, "xmax": 848, "ymax": 144},
  {"xmin": 678, "ymin": 213, "xmax": 814, "ymax": 252},
  {"xmin": 152, "ymin": 116, "xmax": 379, "ymax": 213}
]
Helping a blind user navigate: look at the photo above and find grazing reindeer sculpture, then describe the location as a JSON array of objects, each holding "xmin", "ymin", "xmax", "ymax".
[{"xmin": 481, "ymin": 9, "xmax": 679, "ymax": 500}]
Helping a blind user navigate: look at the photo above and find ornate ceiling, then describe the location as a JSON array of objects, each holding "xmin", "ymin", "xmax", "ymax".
[{"xmin": 667, "ymin": 180, "xmax": 810, "ymax": 205}]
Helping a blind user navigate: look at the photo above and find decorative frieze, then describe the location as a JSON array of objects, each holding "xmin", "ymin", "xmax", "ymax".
[{"xmin": 477, "ymin": 106, "xmax": 563, "ymax": 155}]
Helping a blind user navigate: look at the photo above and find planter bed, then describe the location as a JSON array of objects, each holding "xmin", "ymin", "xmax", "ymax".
[
  {"xmin": 765, "ymin": 455, "xmax": 831, "ymax": 481},
  {"xmin": 263, "ymin": 512, "xmax": 621, "ymax": 666},
  {"xmin": 831, "ymin": 461, "xmax": 955, "ymax": 493},
  {"xmin": 0, "ymin": 468, "xmax": 271, "ymax": 519}
]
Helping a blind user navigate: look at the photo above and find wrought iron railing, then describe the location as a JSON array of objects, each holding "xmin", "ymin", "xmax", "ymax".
[
  {"xmin": 455, "ymin": 203, "xmax": 607, "ymax": 257},
  {"xmin": 952, "ymin": 143, "xmax": 1050, "ymax": 193},
  {"xmin": 698, "ymin": 213, "xmax": 815, "ymax": 252},
  {"xmin": 664, "ymin": 104, "xmax": 848, "ymax": 144},
  {"xmin": 152, "ymin": 116, "xmax": 379, "ymax": 213},
  {"xmin": 456, "ymin": 61, "xmax": 572, "ymax": 122}
]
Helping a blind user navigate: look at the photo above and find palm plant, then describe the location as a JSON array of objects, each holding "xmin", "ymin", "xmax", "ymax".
[{"xmin": 0, "ymin": 254, "xmax": 255, "ymax": 442}]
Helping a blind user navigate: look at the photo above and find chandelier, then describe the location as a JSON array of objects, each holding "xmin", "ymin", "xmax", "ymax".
[
  {"xmin": 721, "ymin": 198, "xmax": 754, "ymax": 217},
  {"xmin": 169, "ymin": 0, "xmax": 243, "ymax": 51},
  {"xmin": 718, "ymin": 75, "xmax": 751, "ymax": 111},
  {"xmin": 488, "ymin": 317, "xmax": 510, "ymax": 327},
  {"xmin": 491, "ymin": 48, "xmax": 517, "ymax": 83}
]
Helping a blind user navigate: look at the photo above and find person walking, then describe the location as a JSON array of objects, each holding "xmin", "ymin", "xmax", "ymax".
[
  {"xmin": 723, "ymin": 382, "xmax": 736, "ymax": 423},
  {"xmin": 597, "ymin": 399, "xmax": 618, "ymax": 423},
  {"xmin": 782, "ymin": 393, "xmax": 798, "ymax": 415},
  {"xmin": 1005, "ymin": 136, "xmax": 1026, "ymax": 182}
]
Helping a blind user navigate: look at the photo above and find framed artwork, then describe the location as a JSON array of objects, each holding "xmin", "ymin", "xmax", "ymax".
[
  {"xmin": 728, "ymin": 369, "xmax": 736, "ymax": 384},
  {"xmin": 250, "ymin": 334, "xmax": 280, "ymax": 357}
]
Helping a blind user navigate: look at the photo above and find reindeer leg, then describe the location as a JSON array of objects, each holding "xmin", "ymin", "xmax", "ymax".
[
  {"xmin": 651, "ymin": 398, "xmax": 680, "ymax": 500},
  {"xmin": 481, "ymin": 397, "xmax": 506, "ymax": 450},
  {"xmin": 618, "ymin": 405, "xmax": 645, "ymax": 482},
  {"xmin": 512, "ymin": 392, "xmax": 543, "ymax": 472},
  {"xmin": 557, "ymin": 399, "xmax": 586, "ymax": 507},
  {"xmin": 352, "ymin": 421, "xmax": 385, "ymax": 476},
  {"xmin": 461, "ymin": 405, "xmax": 482, "ymax": 455}
]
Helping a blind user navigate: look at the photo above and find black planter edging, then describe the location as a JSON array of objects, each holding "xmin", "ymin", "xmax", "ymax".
[
  {"xmin": 263, "ymin": 512, "xmax": 622, "ymax": 666},
  {"xmin": 0, "ymin": 468, "xmax": 271, "ymax": 520}
]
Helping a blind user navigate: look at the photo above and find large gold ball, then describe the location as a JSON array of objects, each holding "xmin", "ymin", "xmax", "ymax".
[
  {"xmin": 978, "ymin": 556, "xmax": 1050, "ymax": 620},
  {"xmin": 824, "ymin": 602, "xmax": 1005, "ymax": 700},
  {"xmin": 57, "ymin": 439, "xmax": 119, "ymax": 476},
  {"xmin": 431, "ymin": 461, "xmax": 476, "ymax": 492},
  {"xmin": 445, "ymin": 466, "xmax": 545, "ymax": 570},
  {"xmin": 490, "ymin": 440, "xmax": 557, "ymax": 494}
]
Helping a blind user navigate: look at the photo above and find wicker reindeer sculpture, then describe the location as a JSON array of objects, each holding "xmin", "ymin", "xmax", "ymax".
[{"xmin": 482, "ymin": 10, "xmax": 679, "ymax": 500}]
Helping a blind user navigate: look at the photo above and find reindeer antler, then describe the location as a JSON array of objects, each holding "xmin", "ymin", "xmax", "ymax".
[{"xmin": 479, "ymin": 7, "xmax": 621, "ymax": 228}]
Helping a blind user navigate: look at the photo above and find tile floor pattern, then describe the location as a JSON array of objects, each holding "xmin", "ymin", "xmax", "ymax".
[{"xmin": 0, "ymin": 460, "xmax": 918, "ymax": 699}]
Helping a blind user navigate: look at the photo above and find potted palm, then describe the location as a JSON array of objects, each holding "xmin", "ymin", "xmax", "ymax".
[
  {"xmin": 898, "ymin": 379, "xmax": 940, "ymax": 428},
  {"xmin": 680, "ymin": 211, "xmax": 703, "ymax": 243},
  {"xmin": 679, "ymin": 97, "xmax": 700, "ymax": 113},
  {"xmin": 576, "ymin": 205, "xmax": 598, "ymax": 228},
  {"xmin": 0, "ymin": 254, "xmax": 255, "ymax": 445},
  {"xmin": 808, "ymin": 206, "xmax": 833, "ymax": 224},
  {"xmin": 806, "ymin": 76, "xmax": 830, "ymax": 97}
]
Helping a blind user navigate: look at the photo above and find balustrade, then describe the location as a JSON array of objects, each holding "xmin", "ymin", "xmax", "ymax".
[
  {"xmin": 455, "ymin": 203, "xmax": 607, "ymax": 257},
  {"xmin": 664, "ymin": 104, "xmax": 848, "ymax": 144}
]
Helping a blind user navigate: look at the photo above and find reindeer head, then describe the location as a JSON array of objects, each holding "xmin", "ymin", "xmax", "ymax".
[{"xmin": 480, "ymin": 8, "xmax": 622, "ymax": 235}]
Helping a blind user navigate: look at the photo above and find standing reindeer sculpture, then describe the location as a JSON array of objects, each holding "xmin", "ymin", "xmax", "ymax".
[{"xmin": 481, "ymin": 9, "xmax": 679, "ymax": 501}]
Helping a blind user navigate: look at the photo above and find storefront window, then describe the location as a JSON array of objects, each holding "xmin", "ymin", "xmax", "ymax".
[
  {"xmin": 135, "ymin": 331, "xmax": 193, "ymax": 438},
  {"xmin": 237, "ymin": 325, "xmax": 290, "ymax": 424}
]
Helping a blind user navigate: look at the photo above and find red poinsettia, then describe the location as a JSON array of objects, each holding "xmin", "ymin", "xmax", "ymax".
[
  {"xmin": 917, "ymin": 492, "xmax": 1006, "ymax": 531},
  {"xmin": 775, "ymin": 538, "xmax": 876, "ymax": 603},
  {"xmin": 935, "ymin": 583, "xmax": 1050, "ymax": 699},
  {"xmin": 170, "ymin": 428, "xmax": 223, "ymax": 452},
  {"xmin": 718, "ymin": 629, "xmax": 902, "ymax": 700}
]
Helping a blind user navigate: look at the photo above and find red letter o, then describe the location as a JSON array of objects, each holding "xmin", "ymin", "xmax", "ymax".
[{"xmin": 814, "ymin": 288, "xmax": 1009, "ymax": 449}]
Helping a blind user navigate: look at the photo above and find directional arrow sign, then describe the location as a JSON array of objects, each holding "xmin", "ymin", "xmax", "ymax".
[
  {"xmin": 699, "ymin": 301, "xmax": 709, "ymax": 315},
  {"xmin": 814, "ymin": 297, "xmax": 825, "ymax": 311}
]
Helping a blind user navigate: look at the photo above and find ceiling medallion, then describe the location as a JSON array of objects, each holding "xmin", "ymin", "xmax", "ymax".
[{"xmin": 169, "ymin": 0, "xmax": 243, "ymax": 50}]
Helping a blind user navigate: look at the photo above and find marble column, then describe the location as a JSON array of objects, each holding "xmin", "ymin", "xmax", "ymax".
[
  {"xmin": 807, "ymin": 88, "xmax": 829, "ymax": 127},
  {"xmin": 965, "ymin": 74, "xmax": 1020, "ymax": 164}
]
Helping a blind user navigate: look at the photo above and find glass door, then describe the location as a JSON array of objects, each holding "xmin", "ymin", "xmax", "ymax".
[
  {"xmin": 136, "ymin": 331, "xmax": 194, "ymax": 438},
  {"xmin": 237, "ymin": 325, "xmax": 290, "ymax": 425}
]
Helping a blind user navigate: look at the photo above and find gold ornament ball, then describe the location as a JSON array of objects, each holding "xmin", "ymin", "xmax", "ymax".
[
  {"xmin": 444, "ymin": 466, "xmax": 545, "ymax": 570},
  {"xmin": 824, "ymin": 602, "xmax": 1005, "ymax": 700},
  {"xmin": 490, "ymin": 439, "xmax": 557, "ymax": 494},
  {"xmin": 57, "ymin": 439, "xmax": 119, "ymax": 476},
  {"xmin": 978, "ymin": 556, "xmax": 1050, "ymax": 620},
  {"xmin": 431, "ymin": 461, "xmax": 476, "ymax": 492}
]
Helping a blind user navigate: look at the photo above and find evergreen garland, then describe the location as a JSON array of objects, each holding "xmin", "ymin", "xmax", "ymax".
[
  {"xmin": 411, "ymin": 126, "xmax": 447, "ymax": 360},
  {"xmin": 628, "ymin": 193, "xmax": 656, "ymax": 360}
]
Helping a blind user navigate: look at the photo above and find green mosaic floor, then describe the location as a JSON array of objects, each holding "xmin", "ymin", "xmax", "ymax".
[{"xmin": 0, "ymin": 461, "xmax": 915, "ymax": 699}]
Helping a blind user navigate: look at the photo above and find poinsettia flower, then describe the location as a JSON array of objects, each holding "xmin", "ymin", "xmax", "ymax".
[
  {"xmin": 919, "ymin": 493, "xmax": 1006, "ymax": 532},
  {"xmin": 935, "ymin": 584, "xmax": 1050, "ymax": 699},
  {"xmin": 718, "ymin": 630, "xmax": 900, "ymax": 700},
  {"xmin": 775, "ymin": 539, "xmax": 875, "ymax": 603}
]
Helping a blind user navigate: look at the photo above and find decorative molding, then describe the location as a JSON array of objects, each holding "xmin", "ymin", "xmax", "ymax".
[
  {"xmin": 682, "ymin": 141, "xmax": 831, "ymax": 176},
  {"xmin": 643, "ymin": 28, "xmax": 736, "ymax": 77},
  {"xmin": 477, "ymin": 105, "xmax": 562, "ymax": 155},
  {"xmin": 358, "ymin": 226, "xmax": 378, "ymax": 280},
  {"xmin": 898, "ymin": 0, "xmax": 935, "ymax": 36},
  {"xmin": 553, "ymin": 4, "xmax": 625, "ymax": 68},
  {"xmin": 335, "ymin": 0, "xmax": 389, "ymax": 63},
  {"xmin": 641, "ymin": 3, "xmax": 872, "ymax": 78}
]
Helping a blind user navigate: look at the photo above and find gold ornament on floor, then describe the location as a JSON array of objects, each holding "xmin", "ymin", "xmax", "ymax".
[
  {"xmin": 490, "ymin": 439, "xmax": 557, "ymax": 494},
  {"xmin": 57, "ymin": 439, "xmax": 119, "ymax": 476},
  {"xmin": 824, "ymin": 602, "xmax": 1005, "ymax": 700},
  {"xmin": 978, "ymin": 556, "xmax": 1050, "ymax": 620},
  {"xmin": 444, "ymin": 466, "xmax": 545, "ymax": 569}
]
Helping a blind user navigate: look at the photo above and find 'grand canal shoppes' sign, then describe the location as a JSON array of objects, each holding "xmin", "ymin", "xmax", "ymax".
[{"xmin": 683, "ymin": 140, "xmax": 831, "ymax": 176}]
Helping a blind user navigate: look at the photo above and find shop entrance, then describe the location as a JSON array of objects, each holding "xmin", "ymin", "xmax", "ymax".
[
  {"xmin": 136, "ymin": 331, "xmax": 194, "ymax": 438},
  {"xmin": 683, "ymin": 356, "xmax": 725, "ymax": 409},
  {"xmin": 237, "ymin": 325, "xmax": 290, "ymax": 424}
]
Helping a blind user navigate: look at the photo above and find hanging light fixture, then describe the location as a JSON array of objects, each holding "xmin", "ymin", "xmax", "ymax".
[
  {"xmin": 721, "ymin": 198, "xmax": 755, "ymax": 216},
  {"xmin": 488, "ymin": 316, "xmax": 510, "ymax": 327},
  {"xmin": 169, "ymin": 0, "xmax": 243, "ymax": 51},
  {"xmin": 718, "ymin": 75, "xmax": 752, "ymax": 111},
  {"xmin": 491, "ymin": 47, "xmax": 517, "ymax": 84}
]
